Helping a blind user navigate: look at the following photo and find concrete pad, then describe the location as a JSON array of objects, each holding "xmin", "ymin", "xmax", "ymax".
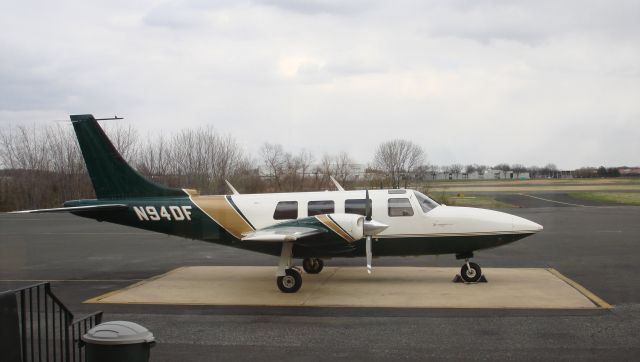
[{"xmin": 85, "ymin": 267, "xmax": 610, "ymax": 309}]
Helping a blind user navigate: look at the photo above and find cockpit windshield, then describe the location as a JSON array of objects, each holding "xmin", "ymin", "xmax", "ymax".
[{"xmin": 413, "ymin": 191, "xmax": 439, "ymax": 213}]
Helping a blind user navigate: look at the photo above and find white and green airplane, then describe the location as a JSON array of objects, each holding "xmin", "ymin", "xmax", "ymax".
[{"xmin": 15, "ymin": 115, "xmax": 543, "ymax": 293}]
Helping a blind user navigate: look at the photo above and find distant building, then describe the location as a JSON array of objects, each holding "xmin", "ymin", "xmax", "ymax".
[
  {"xmin": 619, "ymin": 167, "xmax": 640, "ymax": 176},
  {"xmin": 423, "ymin": 169, "xmax": 530, "ymax": 181}
]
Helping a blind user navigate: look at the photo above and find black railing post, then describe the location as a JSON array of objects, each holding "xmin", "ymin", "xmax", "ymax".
[
  {"xmin": 45, "ymin": 289, "xmax": 49, "ymax": 362},
  {"xmin": 20, "ymin": 289, "xmax": 27, "ymax": 362},
  {"xmin": 64, "ymin": 313, "xmax": 71, "ymax": 362},
  {"xmin": 6, "ymin": 283, "xmax": 102, "ymax": 362}
]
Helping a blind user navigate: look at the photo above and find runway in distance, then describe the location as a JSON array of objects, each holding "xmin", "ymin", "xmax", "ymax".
[{"xmin": 14, "ymin": 115, "xmax": 543, "ymax": 293}]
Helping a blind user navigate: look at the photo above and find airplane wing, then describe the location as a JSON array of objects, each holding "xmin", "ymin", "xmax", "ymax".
[
  {"xmin": 10, "ymin": 204, "xmax": 129, "ymax": 214},
  {"xmin": 242, "ymin": 226, "xmax": 325, "ymax": 242},
  {"xmin": 241, "ymin": 214, "xmax": 365, "ymax": 254}
]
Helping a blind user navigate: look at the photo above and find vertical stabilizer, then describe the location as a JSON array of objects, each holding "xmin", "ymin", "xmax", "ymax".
[{"xmin": 71, "ymin": 114, "xmax": 186, "ymax": 199}]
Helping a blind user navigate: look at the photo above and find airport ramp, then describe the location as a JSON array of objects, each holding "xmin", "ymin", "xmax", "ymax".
[{"xmin": 85, "ymin": 267, "xmax": 610, "ymax": 309}]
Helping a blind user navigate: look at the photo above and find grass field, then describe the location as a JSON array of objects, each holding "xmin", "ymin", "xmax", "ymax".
[
  {"xmin": 426, "ymin": 177, "xmax": 640, "ymax": 187},
  {"xmin": 410, "ymin": 178, "xmax": 640, "ymax": 208},
  {"xmin": 569, "ymin": 192, "xmax": 640, "ymax": 206},
  {"xmin": 419, "ymin": 178, "xmax": 640, "ymax": 193}
]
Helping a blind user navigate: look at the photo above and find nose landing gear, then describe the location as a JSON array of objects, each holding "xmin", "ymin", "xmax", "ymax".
[
  {"xmin": 460, "ymin": 261, "xmax": 483, "ymax": 283},
  {"xmin": 454, "ymin": 253, "xmax": 487, "ymax": 283}
]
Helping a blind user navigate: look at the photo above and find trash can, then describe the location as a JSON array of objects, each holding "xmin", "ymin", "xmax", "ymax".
[{"xmin": 82, "ymin": 321, "xmax": 155, "ymax": 362}]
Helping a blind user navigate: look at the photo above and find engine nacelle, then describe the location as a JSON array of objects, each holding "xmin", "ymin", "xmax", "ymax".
[{"xmin": 324, "ymin": 213, "xmax": 364, "ymax": 242}]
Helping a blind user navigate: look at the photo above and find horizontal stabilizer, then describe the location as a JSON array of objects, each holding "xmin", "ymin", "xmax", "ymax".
[{"xmin": 10, "ymin": 204, "xmax": 128, "ymax": 214}]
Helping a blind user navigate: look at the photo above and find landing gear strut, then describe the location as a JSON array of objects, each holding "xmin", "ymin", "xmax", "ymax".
[
  {"xmin": 276, "ymin": 242, "xmax": 303, "ymax": 293},
  {"xmin": 302, "ymin": 257, "xmax": 324, "ymax": 274}
]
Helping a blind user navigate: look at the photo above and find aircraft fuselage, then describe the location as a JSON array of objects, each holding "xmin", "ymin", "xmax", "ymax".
[{"xmin": 64, "ymin": 188, "xmax": 542, "ymax": 259}]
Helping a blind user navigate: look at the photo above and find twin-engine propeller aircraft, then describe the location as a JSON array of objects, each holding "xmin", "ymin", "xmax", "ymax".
[{"xmin": 14, "ymin": 115, "xmax": 543, "ymax": 293}]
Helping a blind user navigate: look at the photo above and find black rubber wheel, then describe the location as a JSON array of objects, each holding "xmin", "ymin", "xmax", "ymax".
[
  {"xmin": 460, "ymin": 262, "xmax": 482, "ymax": 283},
  {"xmin": 277, "ymin": 268, "xmax": 302, "ymax": 293},
  {"xmin": 302, "ymin": 258, "xmax": 324, "ymax": 274}
]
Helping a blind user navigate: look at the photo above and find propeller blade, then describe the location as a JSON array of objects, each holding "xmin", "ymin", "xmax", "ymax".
[
  {"xmin": 366, "ymin": 235, "xmax": 373, "ymax": 274},
  {"xmin": 365, "ymin": 189, "xmax": 372, "ymax": 221}
]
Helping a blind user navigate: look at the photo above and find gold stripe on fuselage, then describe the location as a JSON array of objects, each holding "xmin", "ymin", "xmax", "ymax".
[
  {"xmin": 315, "ymin": 214, "xmax": 355, "ymax": 242},
  {"xmin": 189, "ymin": 195, "xmax": 254, "ymax": 239}
]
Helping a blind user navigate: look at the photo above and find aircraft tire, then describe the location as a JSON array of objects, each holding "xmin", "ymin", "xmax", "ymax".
[
  {"xmin": 302, "ymin": 258, "xmax": 324, "ymax": 274},
  {"xmin": 277, "ymin": 268, "xmax": 302, "ymax": 293},
  {"xmin": 460, "ymin": 262, "xmax": 482, "ymax": 283}
]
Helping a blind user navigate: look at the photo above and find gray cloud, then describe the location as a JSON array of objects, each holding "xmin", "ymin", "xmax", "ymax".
[
  {"xmin": 0, "ymin": 0, "xmax": 638, "ymax": 168},
  {"xmin": 259, "ymin": 0, "xmax": 375, "ymax": 16}
]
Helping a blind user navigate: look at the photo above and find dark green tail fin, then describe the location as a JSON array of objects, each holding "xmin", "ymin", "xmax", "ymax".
[{"xmin": 71, "ymin": 114, "xmax": 186, "ymax": 199}]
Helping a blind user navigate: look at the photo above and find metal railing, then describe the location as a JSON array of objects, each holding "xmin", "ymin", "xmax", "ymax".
[{"xmin": 1, "ymin": 282, "xmax": 103, "ymax": 362}]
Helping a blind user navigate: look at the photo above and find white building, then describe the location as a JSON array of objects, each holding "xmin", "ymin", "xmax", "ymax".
[{"xmin": 424, "ymin": 169, "xmax": 530, "ymax": 181}]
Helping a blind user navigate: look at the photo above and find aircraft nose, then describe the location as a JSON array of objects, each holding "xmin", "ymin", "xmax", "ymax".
[{"xmin": 512, "ymin": 215, "xmax": 543, "ymax": 233}]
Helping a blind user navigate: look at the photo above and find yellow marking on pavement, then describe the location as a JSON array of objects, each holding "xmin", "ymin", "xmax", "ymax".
[
  {"xmin": 84, "ymin": 268, "xmax": 185, "ymax": 303},
  {"xmin": 547, "ymin": 268, "xmax": 612, "ymax": 309},
  {"xmin": 0, "ymin": 279, "xmax": 143, "ymax": 282}
]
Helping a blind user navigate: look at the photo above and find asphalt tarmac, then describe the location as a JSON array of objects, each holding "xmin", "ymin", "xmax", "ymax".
[{"xmin": 1, "ymin": 196, "xmax": 640, "ymax": 361}]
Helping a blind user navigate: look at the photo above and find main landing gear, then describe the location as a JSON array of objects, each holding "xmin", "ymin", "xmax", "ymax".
[
  {"xmin": 275, "ymin": 244, "xmax": 326, "ymax": 293},
  {"xmin": 277, "ymin": 268, "xmax": 302, "ymax": 293},
  {"xmin": 276, "ymin": 242, "xmax": 302, "ymax": 293},
  {"xmin": 302, "ymin": 257, "xmax": 324, "ymax": 274}
]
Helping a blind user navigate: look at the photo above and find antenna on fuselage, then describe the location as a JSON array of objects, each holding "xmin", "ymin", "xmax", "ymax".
[
  {"xmin": 329, "ymin": 176, "xmax": 345, "ymax": 191},
  {"xmin": 225, "ymin": 180, "xmax": 240, "ymax": 195}
]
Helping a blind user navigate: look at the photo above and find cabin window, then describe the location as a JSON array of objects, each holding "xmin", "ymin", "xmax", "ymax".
[
  {"xmin": 308, "ymin": 200, "xmax": 335, "ymax": 216},
  {"xmin": 388, "ymin": 198, "xmax": 414, "ymax": 217},
  {"xmin": 273, "ymin": 201, "xmax": 298, "ymax": 220},
  {"xmin": 345, "ymin": 199, "xmax": 372, "ymax": 216}
]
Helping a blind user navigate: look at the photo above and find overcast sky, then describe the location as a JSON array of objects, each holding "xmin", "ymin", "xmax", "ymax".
[{"xmin": 1, "ymin": 0, "xmax": 638, "ymax": 169}]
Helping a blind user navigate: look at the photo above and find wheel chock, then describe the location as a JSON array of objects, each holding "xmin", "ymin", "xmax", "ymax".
[{"xmin": 452, "ymin": 275, "xmax": 488, "ymax": 283}]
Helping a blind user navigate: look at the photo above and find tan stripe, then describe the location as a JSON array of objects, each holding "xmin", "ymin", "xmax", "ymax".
[
  {"xmin": 316, "ymin": 215, "xmax": 354, "ymax": 242},
  {"xmin": 182, "ymin": 188, "xmax": 199, "ymax": 197},
  {"xmin": 190, "ymin": 195, "xmax": 254, "ymax": 239}
]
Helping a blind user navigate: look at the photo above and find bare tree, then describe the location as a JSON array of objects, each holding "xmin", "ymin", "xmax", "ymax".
[
  {"xmin": 372, "ymin": 139, "xmax": 425, "ymax": 188},
  {"xmin": 465, "ymin": 164, "xmax": 477, "ymax": 175},
  {"xmin": 102, "ymin": 123, "xmax": 139, "ymax": 163},
  {"xmin": 296, "ymin": 150, "xmax": 314, "ymax": 191},
  {"xmin": 319, "ymin": 153, "xmax": 335, "ymax": 188},
  {"xmin": 334, "ymin": 152, "xmax": 354, "ymax": 186},
  {"xmin": 511, "ymin": 164, "xmax": 528, "ymax": 178},
  {"xmin": 449, "ymin": 164, "xmax": 463, "ymax": 179},
  {"xmin": 542, "ymin": 163, "xmax": 558, "ymax": 178},
  {"xmin": 528, "ymin": 165, "xmax": 540, "ymax": 179},
  {"xmin": 494, "ymin": 163, "xmax": 511, "ymax": 172},
  {"xmin": 136, "ymin": 132, "xmax": 169, "ymax": 177},
  {"xmin": 260, "ymin": 143, "xmax": 287, "ymax": 191}
]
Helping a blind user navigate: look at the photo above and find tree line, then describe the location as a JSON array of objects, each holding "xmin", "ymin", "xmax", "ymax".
[
  {"xmin": 0, "ymin": 123, "xmax": 628, "ymax": 211},
  {"xmin": 0, "ymin": 124, "xmax": 427, "ymax": 210}
]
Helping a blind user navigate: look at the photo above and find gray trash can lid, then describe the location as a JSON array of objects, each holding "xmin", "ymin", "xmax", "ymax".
[{"xmin": 82, "ymin": 321, "xmax": 154, "ymax": 345}]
